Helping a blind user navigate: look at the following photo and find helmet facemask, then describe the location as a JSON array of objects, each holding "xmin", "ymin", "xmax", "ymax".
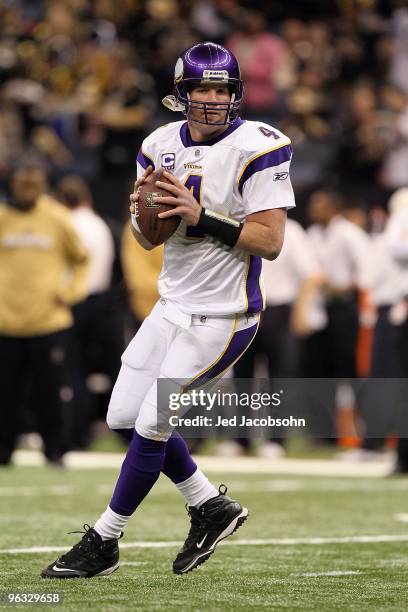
[{"xmin": 174, "ymin": 78, "xmax": 243, "ymax": 126}]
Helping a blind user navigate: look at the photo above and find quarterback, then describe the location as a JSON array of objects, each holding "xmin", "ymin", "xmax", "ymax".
[{"xmin": 42, "ymin": 42, "xmax": 295, "ymax": 578}]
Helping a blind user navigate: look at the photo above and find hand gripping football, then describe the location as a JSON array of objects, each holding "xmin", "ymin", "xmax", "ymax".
[{"xmin": 137, "ymin": 169, "xmax": 181, "ymax": 246}]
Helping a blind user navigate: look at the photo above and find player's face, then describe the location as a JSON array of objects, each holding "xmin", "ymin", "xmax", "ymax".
[
  {"xmin": 188, "ymin": 84, "xmax": 231, "ymax": 129},
  {"xmin": 11, "ymin": 168, "xmax": 47, "ymax": 210}
]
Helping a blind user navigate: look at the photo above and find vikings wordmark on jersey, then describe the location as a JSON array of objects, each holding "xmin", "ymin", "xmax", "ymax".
[{"xmin": 136, "ymin": 118, "xmax": 296, "ymax": 316}]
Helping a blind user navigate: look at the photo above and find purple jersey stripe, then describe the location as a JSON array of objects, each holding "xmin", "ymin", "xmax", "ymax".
[
  {"xmin": 238, "ymin": 144, "xmax": 292, "ymax": 194},
  {"xmin": 185, "ymin": 322, "xmax": 258, "ymax": 390},
  {"xmin": 246, "ymin": 255, "xmax": 263, "ymax": 313},
  {"xmin": 137, "ymin": 148, "xmax": 155, "ymax": 170}
]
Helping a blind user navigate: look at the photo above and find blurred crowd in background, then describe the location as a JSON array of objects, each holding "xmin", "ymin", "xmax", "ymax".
[
  {"xmin": 1, "ymin": 0, "xmax": 408, "ymax": 213},
  {"xmin": 0, "ymin": 0, "xmax": 408, "ymax": 467}
]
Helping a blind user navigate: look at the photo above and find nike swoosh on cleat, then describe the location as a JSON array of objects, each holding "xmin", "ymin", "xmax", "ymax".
[
  {"xmin": 52, "ymin": 565, "xmax": 79, "ymax": 573},
  {"xmin": 196, "ymin": 534, "xmax": 208, "ymax": 549}
]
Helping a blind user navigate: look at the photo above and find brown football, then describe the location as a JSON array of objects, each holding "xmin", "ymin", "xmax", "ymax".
[{"xmin": 137, "ymin": 169, "xmax": 181, "ymax": 245}]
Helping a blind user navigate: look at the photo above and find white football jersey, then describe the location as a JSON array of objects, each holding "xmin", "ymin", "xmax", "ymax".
[{"xmin": 136, "ymin": 118, "xmax": 295, "ymax": 315}]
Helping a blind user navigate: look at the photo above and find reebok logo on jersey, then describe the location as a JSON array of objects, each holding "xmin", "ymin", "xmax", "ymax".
[
  {"xmin": 184, "ymin": 163, "xmax": 202, "ymax": 170},
  {"xmin": 273, "ymin": 172, "xmax": 289, "ymax": 181}
]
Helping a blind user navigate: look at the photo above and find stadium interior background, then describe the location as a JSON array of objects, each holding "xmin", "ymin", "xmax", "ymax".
[{"xmin": 1, "ymin": 0, "xmax": 408, "ymax": 462}]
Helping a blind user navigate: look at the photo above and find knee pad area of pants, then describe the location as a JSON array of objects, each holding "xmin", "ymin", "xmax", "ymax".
[{"xmin": 106, "ymin": 411, "xmax": 134, "ymax": 431}]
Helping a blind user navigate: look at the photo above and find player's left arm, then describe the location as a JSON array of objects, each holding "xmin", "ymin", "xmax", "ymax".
[
  {"xmin": 235, "ymin": 208, "xmax": 286, "ymax": 260},
  {"xmin": 237, "ymin": 140, "xmax": 295, "ymax": 259}
]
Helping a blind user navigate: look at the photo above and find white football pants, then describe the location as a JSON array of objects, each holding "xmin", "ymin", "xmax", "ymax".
[{"xmin": 107, "ymin": 299, "xmax": 259, "ymax": 440}]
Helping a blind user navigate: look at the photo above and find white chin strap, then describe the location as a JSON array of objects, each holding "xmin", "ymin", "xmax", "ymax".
[{"xmin": 162, "ymin": 95, "xmax": 185, "ymax": 112}]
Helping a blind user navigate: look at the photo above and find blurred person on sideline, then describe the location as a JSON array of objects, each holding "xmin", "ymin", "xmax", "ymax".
[
  {"xmin": 382, "ymin": 188, "xmax": 408, "ymax": 473},
  {"xmin": 353, "ymin": 195, "xmax": 407, "ymax": 459},
  {"xmin": 56, "ymin": 174, "xmax": 123, "ymax": 447},
  {"xmin": 0, "ymin": 160, "xmax": 89, "ymax": 466},
  {"xmin": 233, "ymin": 218, "xmax": 324, "ymax": 458},
  {"xmin": 301, "ymin": 191, "xmax": 374, "ymax": 447},
  {"xmin": 306, "ymin": 188, "xmax": 372, "ymax": 378},
  {"xmin": 226, "ymin": 10, "xmax": 292, "ymax": 121}
]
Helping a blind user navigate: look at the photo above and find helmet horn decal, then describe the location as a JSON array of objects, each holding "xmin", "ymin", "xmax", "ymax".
[{"xmin": 174, "ymin": 57, "xmax": 184, "ymax": 84}]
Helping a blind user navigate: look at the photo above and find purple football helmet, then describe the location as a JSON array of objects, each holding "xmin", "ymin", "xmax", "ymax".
[{"xmin": 163, "ymin": 42, "xmax": 243, "ymax": 125}]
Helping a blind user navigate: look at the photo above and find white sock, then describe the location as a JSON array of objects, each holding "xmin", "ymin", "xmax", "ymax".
[
  {"xmin": 175, "ymin": 469, "xmax": 218, "ymax": 508},
  {"xmin": 94, "ymin": 506, "xmax": 129, "ymax": 541}
]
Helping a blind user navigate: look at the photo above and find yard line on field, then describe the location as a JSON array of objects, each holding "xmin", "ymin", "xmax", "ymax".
[
  {"xmin": 0, "ymin": 486, "xmax": 74, "ymax": 496},
  {"xmin": 223, "ymin": 480, "xmax": 408, "ymax": 493},
  {"xmin": 12, "ymin": 450, "xmax": 394, "ymax": 477},
  {"xmin": 228, "ymin": 536, "xmax": 408, "ymax": 545},
  {"xmin": 262, "ymin": 481, "xmax": 304, "ymax": 491},
  {"xmin": 266, "ymin": 480, "xmax": 407, "ymax": 492},
  {"xmin": 121, "ymin": 562, "xmax": 149, "ymax": 567},
  {"xmin": 1, "ymin": 480, "xmax": 407, "ymax": 498},
  {"xmin": 295, "ymin": 570, "xmax": 362, "ymax": 577},
  {"xmin": 2, "ymin": 534, "xmax": 408, "ymax": 555},
  {"xmin": 0, "ymin": 544, "xmax": 181, "ymax": 554}
]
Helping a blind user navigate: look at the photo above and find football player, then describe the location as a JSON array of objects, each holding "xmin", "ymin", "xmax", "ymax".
[{"xmin": 42, "ymin": 42, "xmax": 295, "ymax": 578}]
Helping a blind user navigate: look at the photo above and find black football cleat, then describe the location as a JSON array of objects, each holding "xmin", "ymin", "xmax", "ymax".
[
  {"xmin": 41, "ymin": 524, "xmax": 121, "ymax": 579},
  {"xmin": 173, "ymin": 484, "xmax": 248, "ymax": 574}
]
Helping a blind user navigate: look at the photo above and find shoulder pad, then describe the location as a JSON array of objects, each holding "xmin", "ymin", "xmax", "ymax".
[{"xmin": 237, "ymin": 120, "xmax": 291, "ymax": 155}]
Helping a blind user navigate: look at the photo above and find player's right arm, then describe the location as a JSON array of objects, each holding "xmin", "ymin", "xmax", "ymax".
[{"xmin": 129, "ymin": 165, "xmax": 156, "ymax": 251}]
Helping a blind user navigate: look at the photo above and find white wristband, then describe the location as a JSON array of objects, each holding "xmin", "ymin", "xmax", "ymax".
[{"xmin": 131, "ymin": 213, "xmax": 141, "ymax": 233}]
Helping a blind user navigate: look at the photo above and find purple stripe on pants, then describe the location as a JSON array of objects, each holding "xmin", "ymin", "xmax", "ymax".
[{"xmin": 185, "ymin": 321, "xmax": 258, "ymax": 390}]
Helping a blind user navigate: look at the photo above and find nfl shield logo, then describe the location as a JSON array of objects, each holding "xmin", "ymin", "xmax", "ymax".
[{"xmin": 161, "ymin": 153, "xmax": 175, "ymax": 170}]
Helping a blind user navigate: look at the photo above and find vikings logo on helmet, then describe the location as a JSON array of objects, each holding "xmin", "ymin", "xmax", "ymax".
[{"xmin": 162, "ymin": 42, "xmax": 244, "ymax": 126}]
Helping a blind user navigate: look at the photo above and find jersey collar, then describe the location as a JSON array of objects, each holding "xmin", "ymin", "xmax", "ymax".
[{"xmin": 179, "ymin": 117, "xmax": 245, "ymax": 148}]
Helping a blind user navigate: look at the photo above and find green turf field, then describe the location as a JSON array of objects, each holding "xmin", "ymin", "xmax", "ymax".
[{"xmin": 1, "ymin": 466, "xmax": 408, "ymax": 611}]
